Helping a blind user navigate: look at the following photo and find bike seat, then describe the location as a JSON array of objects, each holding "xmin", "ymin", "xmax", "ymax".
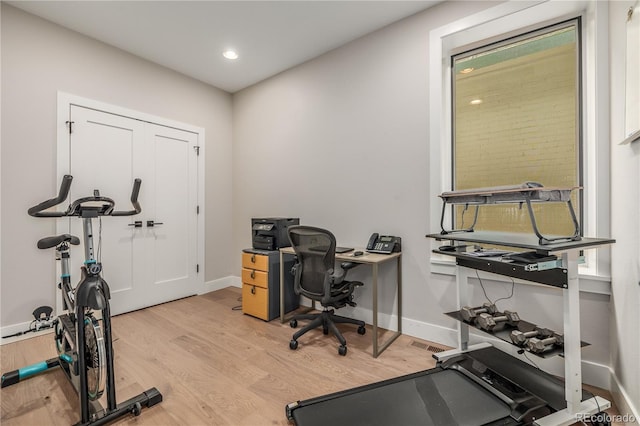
[{"xmin": 37, "ymin": 234, "xmax": 80, "ymax": 250}]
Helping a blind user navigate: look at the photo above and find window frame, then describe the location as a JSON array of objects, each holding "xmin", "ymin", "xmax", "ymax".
[
  {"xmin": 428, "ymin": 1, "xmax": 611, "ymax": 290},
  {"xmin": 450, "ymin": 18, "xmax": 583, "ymax": 236}
]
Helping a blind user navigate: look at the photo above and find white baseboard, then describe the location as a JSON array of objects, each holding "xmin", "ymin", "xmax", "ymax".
[
  {"xmin": 610, "ymin": 370, "xmax": 640, "ymax": 423},
  {"xmin": 203, "ymin": 276, "xmax": 241, "ymax": 293},
  {"xmin": 2, "ymin": 277, "xmax": 242, "ymax": 345},
  {"xmin": 0, "ymin": 321, "xmax": 54, "ymax": 346}
]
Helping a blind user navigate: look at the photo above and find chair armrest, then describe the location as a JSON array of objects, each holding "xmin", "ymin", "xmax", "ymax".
[
  {"xmin": 340, "ymin": 262, "xmax": 358, "ymax": 271},
  {"xmin": 332, "ymin": 262, "xmax": 361, "ymax": 285}
]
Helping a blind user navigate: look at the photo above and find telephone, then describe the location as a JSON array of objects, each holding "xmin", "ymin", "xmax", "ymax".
[{"xmin": 366, "ymin": 233, "xmax": 401, "ymax": 254}]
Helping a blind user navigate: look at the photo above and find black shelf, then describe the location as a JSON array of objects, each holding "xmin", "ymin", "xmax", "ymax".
[
  {"xmin": 445, "ymin": 311, "xmax": 589, "ymax": 359},
  {"xmin": 433, "ymin": 248, "xmax": 568, "ymax": 288},
  {"xmin": 426, "ymin": 231, "xmax": 615, "ymax": 255}
]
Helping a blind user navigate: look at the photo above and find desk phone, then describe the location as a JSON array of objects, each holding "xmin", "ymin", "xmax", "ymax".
[{"xmin": 366, "ymin": 233, "xmax": 401, "ymax": 254}]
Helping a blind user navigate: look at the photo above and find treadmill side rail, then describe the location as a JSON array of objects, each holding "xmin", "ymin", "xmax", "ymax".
[
  {"xmin": 533, "ymin": 396, "xmax": 611, "ymax": 426},
  {"xmin": 432, "ymin": 342, "xmax": 492, "ymax": 362}
]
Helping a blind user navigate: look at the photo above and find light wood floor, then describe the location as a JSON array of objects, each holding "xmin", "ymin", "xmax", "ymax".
[
  {"xmin": 1, "ymin": 287, "xmax": 441, "ymax": 425},
  {"xmin": 0, "ymin": 287, "xmax": 620, "ymax": 425}
]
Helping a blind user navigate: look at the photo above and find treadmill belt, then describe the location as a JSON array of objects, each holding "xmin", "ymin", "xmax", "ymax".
[{"xmin": 289, "ymin": 369, "xmax": 512, "ymax": 426}]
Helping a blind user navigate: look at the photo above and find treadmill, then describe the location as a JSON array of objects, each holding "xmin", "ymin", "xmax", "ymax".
[{"xmin": 286, "ymin": 345, "xmax": 597, "ymax": 426}]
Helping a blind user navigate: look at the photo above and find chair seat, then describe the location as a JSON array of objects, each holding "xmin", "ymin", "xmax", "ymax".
[{"xmin": 286, "ymin": 225, "xmax": 367, "ymax": 356}]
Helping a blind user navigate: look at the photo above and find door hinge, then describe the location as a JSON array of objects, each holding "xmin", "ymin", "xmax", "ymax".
[
  {"xmin": 193, "ymin": 145, "xmax": 200, "ymax": 156},
  {"xmin": 196, "ymin": 264, "xmax": 200, "ymax": 273},
  {"xmin": 196, "ymin": 205, "xmax": 200, "ymax": 215},
  {"xmin": 66, "ymin": 121, "xmax": 74, "ymax": 134}
]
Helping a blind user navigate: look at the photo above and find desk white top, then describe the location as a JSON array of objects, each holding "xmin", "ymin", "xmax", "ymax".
[{"xmin": 279, "ymin": 246, "xmax": 401, "ymax": 264}]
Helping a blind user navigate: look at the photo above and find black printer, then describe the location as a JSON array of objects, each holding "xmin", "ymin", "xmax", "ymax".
[{"xmin": 252, "ymin": 217, "xmax": 300, "ymax": 250}]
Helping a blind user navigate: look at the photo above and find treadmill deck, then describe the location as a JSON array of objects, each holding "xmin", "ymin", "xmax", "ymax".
[{"xmin": 286, "ymin": 346, "xmax": 586, "ymax": 426}]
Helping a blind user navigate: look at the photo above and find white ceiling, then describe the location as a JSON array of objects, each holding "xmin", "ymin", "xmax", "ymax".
[{"xmin": 8, "ymin": 1, "xmax": 440, "ymax": 93}]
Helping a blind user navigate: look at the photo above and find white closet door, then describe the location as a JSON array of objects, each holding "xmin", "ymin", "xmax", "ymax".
[
  {"xmin": 67, "ymin": 105, "xmax": 143, "ymax": 314},
  {"xmin": 137, "ymin": 123, "xmax": 199, "ymax": 309},
  {"xmin": 65, "ymin": 105, "xmax": 199, "ymax": 315}
]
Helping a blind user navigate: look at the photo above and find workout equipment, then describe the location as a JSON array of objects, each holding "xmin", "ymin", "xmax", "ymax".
[
  {"xmin": 286, "ymin": 345, "xmax": 607, "ymax": 426},
  {"xmin": 527, "ymin": 333, "xmax": 564, "ymax": 354},
  {"xmin": 1, "ymin": 175, "xmax": 162, "ymax": 426},
  {"xmin": 477, "ymin": 310, "xmax": 520, "ymax": 332},
  {"xmin": 460, "ymin": 303, "xmax": 497, "ymax": 323},
  {"xmin": 510, "ymin": 328, "xmax": 553, "ymax": 346}
]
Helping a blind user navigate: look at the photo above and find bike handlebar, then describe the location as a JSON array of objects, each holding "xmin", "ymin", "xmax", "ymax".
[
  {"xmin": 28, "ymin": 175, "xmax": 142, "ymax": 217},
  {"xmin": 112, "ymin": 178, "xmax": 141, "ymax": 216},
  {"xmin": 27, "ymin": 175, "xmax": 73, "ymax": 217}
]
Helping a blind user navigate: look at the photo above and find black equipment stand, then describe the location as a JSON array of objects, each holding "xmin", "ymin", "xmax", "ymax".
[{"xmin": 1, "ymin": 175, "xmax": 162, "ymax": 425}]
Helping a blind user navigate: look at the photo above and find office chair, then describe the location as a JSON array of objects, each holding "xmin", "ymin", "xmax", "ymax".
[{"xmin": 287, "ymin": 226, "xmax": 366, "ymax": 356}]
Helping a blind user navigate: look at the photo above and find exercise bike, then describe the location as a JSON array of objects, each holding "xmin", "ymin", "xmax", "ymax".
[{"xmin": 1, "ymin": 175, "xmax": 162, "ymax": 425}]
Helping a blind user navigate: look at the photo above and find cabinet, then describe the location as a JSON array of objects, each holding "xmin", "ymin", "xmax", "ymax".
[{"xmin": 241, "ymin": 249, "xmax": 298, "ymax": 321}]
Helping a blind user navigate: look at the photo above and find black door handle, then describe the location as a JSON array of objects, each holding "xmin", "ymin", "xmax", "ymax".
[
  {"xmin": 128, "ymin": 221, "xmax": 142, "ymax": 228},
  {"xmin": 147, "ymin": 220, "xmax": 164, "ymax": 227}
]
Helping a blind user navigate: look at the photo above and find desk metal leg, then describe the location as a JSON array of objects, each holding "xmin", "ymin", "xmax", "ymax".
[
  {"xmin": 563, "ymin": 250, "xmax": 583, "ymax": 414},
  {"xmin": 456, "ymin": 265, "xmax": 470, "ymax": 351},
  {"xmin": 280, "ymin": 251, "xmax": 285, "ymax": 323},
  {"xmin": 372, "ymin": 263, "xmax": 379, "ymax": 356},
  {"xmin": 534, "ymin": 250, "xmax": 611, "ymax": 425},
  {"xmin": 372, "ymin": 255, "xmax": 402, "ymax": 358}
]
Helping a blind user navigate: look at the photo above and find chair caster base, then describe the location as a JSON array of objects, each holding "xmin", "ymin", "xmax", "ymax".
[
  {"xmin": 338, "ymin": 345, "xmax": 347, "ymax": 356},
  {"xmin": 357, "ymin": 325, "xmax": 366, "ymax": 335},
  {"xmin": 290, "ymin": 340, "xmax": 299, "ymax": 350}
]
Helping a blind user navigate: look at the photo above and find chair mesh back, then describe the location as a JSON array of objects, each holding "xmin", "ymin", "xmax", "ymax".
[{"xmin": 288, "ymin": 226, "xmax": 336, "ymax": 298}]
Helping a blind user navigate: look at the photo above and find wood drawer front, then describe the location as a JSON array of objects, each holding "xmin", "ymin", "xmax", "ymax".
[
  {"xmin": 242, "ymin": 284, "xmax": 268, "ymax": 320},
  {"xmin": 242, "ymin": 252, "xmax": 269, "ymax": 271},
  {"xmin": 241, "ymin": 268, "xmax": 268, "ymax": 288}
]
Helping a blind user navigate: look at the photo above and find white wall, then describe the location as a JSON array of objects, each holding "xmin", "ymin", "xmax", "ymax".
[
  {"xmin": 609, "ymin": 0, "xmax": 640, "ymax": 418},
  {"xmin": 0, "ymin": 4, "xmax": 234, "ymax": 330},
  {"xmin": 1, "ymin": 0, "xmax": 636, "ymax": 416},
  {"xmin": 232, "ymin": 0, "xmax": 618, "ymax": 392}
]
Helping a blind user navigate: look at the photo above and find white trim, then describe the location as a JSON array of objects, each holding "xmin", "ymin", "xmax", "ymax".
[
  {"xmin": 0, "ymin": 321, "xmax": 54, "ymax": 346},
  {"xmin": 56, "ymin": 92, "xmax": 206, "ymax": 314},
  {"xmin": 428, "ymin": 0, "xmax": 610, "ymax": 276},
  {"xmin": 57, "ymin": 92, "xmax": 204, "ymax": 135},
  {"xmin": 610, "ymin": 370, "xmax": 640, "ymax": 422},
  {"xmin": 203, "ymin": 276, "xmax": 241, "ymax": 294}
]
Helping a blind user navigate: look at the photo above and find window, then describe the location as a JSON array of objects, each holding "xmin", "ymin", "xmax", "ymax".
[
  {"xmin": 451, "ymin": 21, "xmax": 581, "ymax": 236},
  {"xmin": 429, "ymin": 1, "xmax": 610, "ymax": 279}
]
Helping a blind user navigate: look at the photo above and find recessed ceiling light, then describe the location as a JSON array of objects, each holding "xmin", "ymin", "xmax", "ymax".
[
  {"xmin": 460, "ymin": 67, "xmax": 475, "ymax": 74},
  {"xmin": 470, "ymin": 99, "xmax": 483, "ymax": 105},
  {"xmin": 223, "ymin": 50, "xmax": 238, "ymax": 60}
]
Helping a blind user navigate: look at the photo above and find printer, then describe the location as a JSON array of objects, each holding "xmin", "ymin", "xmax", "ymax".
[{"xmin": 252, "ymin": 217, "xmax": 300, "ymax": 251}]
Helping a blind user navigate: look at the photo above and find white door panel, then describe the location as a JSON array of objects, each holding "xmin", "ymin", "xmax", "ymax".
[
  {"xmin": 141, "ymin": 124, "xmax": 198, "ymax": 306},
  {"xmin": 67, "ymin": 106, "xmax": 142, "ymax": 307},
  {"xmin": 64, "ymin": 105, "xmax": 199, "ymax": 315}
]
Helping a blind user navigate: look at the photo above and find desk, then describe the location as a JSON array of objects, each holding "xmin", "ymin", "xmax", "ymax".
[
  {"xmin": 426, "ymin": 231, "xmax": 615, "ymax": 425},
  {"xmin": 279, "ymin": 247, "xmax": 402, "ymax": 358}
]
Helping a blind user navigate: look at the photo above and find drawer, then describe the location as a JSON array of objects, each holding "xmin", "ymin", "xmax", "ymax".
[
  {"xmin": 242, "ymin": 252, "xmax": 269, "ymax": 271},
  {"xmin": 241, "ymin": 268, "xmax": 268, "ymax": 288},
  {"xmin": 242, "ymin": 283, "xmax": 268, "ymax": 321}
]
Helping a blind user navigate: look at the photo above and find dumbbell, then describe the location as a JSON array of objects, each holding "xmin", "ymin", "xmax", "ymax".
[
  {"xmin": 527, "ymin": 333, "xmax": 564, "ymax": 354},
  {"xmin": 460, "ymin": 303, "xmax": 497, "ymax": 323},
  {"xmin": 510, "ymin": 327, "xmax": 553, "ymax": 346},
  {"xmin": 477, "ymin": 310, "xmax": 520, "ymax": 332}
]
